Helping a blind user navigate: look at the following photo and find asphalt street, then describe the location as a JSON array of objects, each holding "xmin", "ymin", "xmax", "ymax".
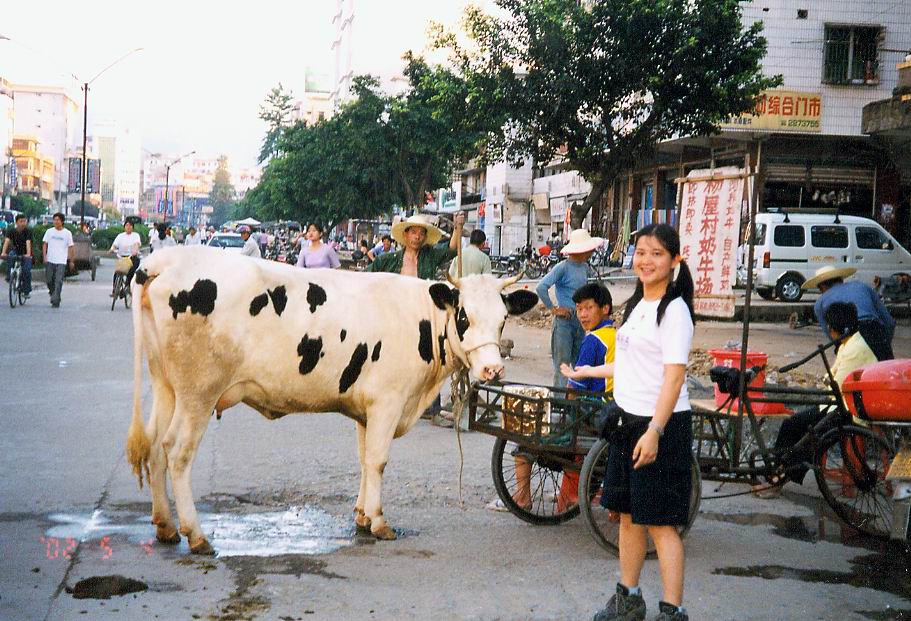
[{"xmin": 0, "ymin": 260, "xmax": 909, "ymax": 621}]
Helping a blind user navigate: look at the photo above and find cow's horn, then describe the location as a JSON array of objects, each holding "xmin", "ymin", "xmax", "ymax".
[
  {"xmin": 500, "ymin": 272, "xmax": 523, "ymax": 289},
  {"xmin": 447, "ymin": 272, "xmax": 461, "ymax": 288}
]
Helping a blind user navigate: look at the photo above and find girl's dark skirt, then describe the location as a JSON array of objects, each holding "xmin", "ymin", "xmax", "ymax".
[{"xmin": 603, "ymin": 408, "xmax": 693, "ymax": 527}]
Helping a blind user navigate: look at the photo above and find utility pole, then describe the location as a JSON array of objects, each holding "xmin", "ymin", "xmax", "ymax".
[{"xmin": 80, "ymin": 82, "xmax": 88, "ymax": 226}]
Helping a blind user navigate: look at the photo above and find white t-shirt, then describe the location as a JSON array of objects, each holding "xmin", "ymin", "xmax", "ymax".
[
  {"xmin": 150, "ymin": 235, "xmax": 177, "ymax": 252},
  {"xmin": 184, "ymin": 231, "xmax": 202, "ymax": 246},
  {"xmin": 42, "ymin": 227, "xmax": 74, "ymax": 265},
  {"xmin": 112, "ymin": 232, "xmax": 141, "ymax": 257},
  {"xmin": 613, "ymin": 297, "xmax": 693, "ymax": 417}
]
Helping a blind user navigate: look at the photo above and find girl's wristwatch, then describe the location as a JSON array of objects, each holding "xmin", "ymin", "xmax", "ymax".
[{"xmin": 648, "ymin": 421, "xmax": 664, "ymax": 438}]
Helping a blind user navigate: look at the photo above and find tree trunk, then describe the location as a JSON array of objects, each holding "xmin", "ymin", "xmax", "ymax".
[{"xmin": 570, "ymin": 175, "xmax": 611, "ymax": 230}]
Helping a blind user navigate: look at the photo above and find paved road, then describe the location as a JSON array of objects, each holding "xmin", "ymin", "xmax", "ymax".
[{"xmin": 0, "ymin": 260, "xmax": 908, "ymax": 620}]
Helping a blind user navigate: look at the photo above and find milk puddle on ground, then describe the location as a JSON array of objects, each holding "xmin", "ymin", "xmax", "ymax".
[{"xmin": 45, "ymin": 505, "xmax": 353, "ymax": 557}]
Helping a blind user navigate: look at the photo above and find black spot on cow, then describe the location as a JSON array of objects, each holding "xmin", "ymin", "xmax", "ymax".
[
  {"xmin": 340, "ymin": 329, "xmax": 347, "ymax": 342},
  {"xmin": 438, "ymin": 334, "xmax": 447, "ymax": 366},
  {"xmin": 307, "ymin": 283, "xmax": 327, "ymax": 313},
  {"xmin": 169, "ymin": 279, "xmax": 217, "ymax": 320},
  {"xmin": 455, "ymin": 308, "xmax": 470, "ymax": 341},
  {"xmin": 428, "ymin": 283, "xmax": 457, "ymax": 310},
  {"xmin": 134, "ymin": 269, "xmax": 149, "ymax": 285},
  {"xmin": 371, "ymin": 341, "xmax": 382, "ymax": 362},
  {"xmin": 249, "ymin": 293, "xmax": 269, "ymax": 316},
  {"xmin": 339, "ymin": 343, "xmax": 369, "ymax": 393},
  {"xmin": 418, "ymin": 320, "xmax": 433, "ymax": 364},
  {"xmin": 297, "ymin": 334, "xmax": 323, "ymax": 375},
  {"xmin": 268, "ymin": 286, "xmax": 288, "ymax": 316},
  {"xmin": 503, "ymin": 289, "xmax": 539, "ymax": 315}
]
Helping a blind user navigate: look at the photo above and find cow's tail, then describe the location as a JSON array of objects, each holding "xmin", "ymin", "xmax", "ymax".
[{"xmin": 126, "ymin": 271, "xmax": 151, "ymax": 489}]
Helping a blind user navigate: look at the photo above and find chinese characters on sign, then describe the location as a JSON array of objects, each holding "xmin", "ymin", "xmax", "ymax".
[
  {"xmin": 678, "ymin": 167, "xmax": 746, "ymax": 318},
  {"xmin": 720, "ymin": 90, "xmax": 822, "ymax": 132}
]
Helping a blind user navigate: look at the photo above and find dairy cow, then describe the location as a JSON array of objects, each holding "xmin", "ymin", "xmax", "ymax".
[{"xmin": 125, "ymin": 246, "xmax": 537, "ymax": 554}]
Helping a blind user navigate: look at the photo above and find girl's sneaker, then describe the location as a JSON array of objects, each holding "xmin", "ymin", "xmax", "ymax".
[
  {"xmin": 653, "ymin": 601, "xmax": 688, "ymax": 621},
  {"xmin": 593, "ymin": 584, "xmax": 646, "ymax": 621}
]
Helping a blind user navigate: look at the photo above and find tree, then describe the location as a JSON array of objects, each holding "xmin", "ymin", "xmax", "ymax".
[
  {"xmin": 10, "ymin": 193, "xmax": 48, "ymax": 220},
  {"xmin": 69, "ymin": 200, "xmax": 99, "ymax": 219},
  {"xmin": 436, "ymin": 0, "xmax": 781, "ymax": 227},
  {"xmin": 258, "ymin": 83, "xmax": 296, "ymax": 164},
  {"xmin": 208, "ymin": 155, "xmax": 236, "ymax": 226}
]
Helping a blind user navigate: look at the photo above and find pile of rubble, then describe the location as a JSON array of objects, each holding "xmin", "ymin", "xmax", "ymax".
[{"xmin": 513, "ymin": 304, "xmax": 552, "ymax": 330}]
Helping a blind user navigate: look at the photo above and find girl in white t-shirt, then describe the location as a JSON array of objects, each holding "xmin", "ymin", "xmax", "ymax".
[{"xmin": 562, "ymin": 224, "xmax": 695, "ymax": 621}]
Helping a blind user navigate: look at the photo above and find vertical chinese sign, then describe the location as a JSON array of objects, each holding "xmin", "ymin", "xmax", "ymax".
[{"xmin": 678, "ymin": 167, "xmax": 746, "ymax": 318}]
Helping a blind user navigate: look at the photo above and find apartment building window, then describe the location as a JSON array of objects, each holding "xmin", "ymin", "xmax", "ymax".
[{"xmin": 823, "ymin": 25, "xmax": 881, "ymax": 85}]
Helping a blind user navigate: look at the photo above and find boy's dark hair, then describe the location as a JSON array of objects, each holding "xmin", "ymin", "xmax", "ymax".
[
  {"xmin": 469, "ymin": 229, "xmax": 486, "ymax": 245},
  {"xmin": 15, "ymin": 213, "xmax": 26, "ymax": 222},
  {"xmin": 53, "ymin": 212, "xmax": 65, "ymax": 222},
  {"xmin": 572, "ymin": 283, "xmax": 612, "ymax": 310},
  {"xmin": 825, "ymin": 302, "xmax": 859, "ymax": 336},
  {"xmin": 382, "ymin": 234, "xmax": 392, "ymax": 242}
]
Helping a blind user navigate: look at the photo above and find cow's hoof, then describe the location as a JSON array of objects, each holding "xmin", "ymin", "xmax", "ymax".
[
  {"xmin": 355, "ymin": 522, "xmax": 372, "ymax": 535},
  {"xmin": 371, "ymin": 525, "xmax": 397, "ymax": 541},
  {"xmin": 156, "ymin": 526, "xmax": 181, "ymax": 545},
  {"xmin": 189, "ymin": 539, "xmax": 216, "ymax": 556}
]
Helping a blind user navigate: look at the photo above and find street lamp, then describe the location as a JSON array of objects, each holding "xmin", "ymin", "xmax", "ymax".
[{"xmin": 162, "ymin": 150, "xmax": 195, "ymax": 223}]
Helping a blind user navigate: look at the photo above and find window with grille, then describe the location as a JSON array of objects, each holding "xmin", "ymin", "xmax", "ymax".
[{"xmin": 823, "ymin": 25, "xmax": 881, "ymax": 85}]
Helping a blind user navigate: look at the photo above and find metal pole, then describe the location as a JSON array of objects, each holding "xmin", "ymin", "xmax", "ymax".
[
  {"xmin": 164, "ymin": 164, "xmax": 170, "ymax": 222},
  {"xmin": 736, "ymin": 140, "xmax": 763, "ymax": 420},
  {"xmin": 80, "ymin": 82, "xmax": 88, "ymax": 226}
]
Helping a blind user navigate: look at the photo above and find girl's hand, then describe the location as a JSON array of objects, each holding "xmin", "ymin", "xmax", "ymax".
[
  {"xmin": 632, "ymin": 428, "xmax": 660, "ymax": 469},
  {"xmin": 560, "ymin": 363, "xmax": 590, "ymax": 379}
]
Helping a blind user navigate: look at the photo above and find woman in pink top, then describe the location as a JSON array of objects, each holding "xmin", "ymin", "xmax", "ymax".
[{"xmin": 296, "ymin": 223, "xmax": 341, "ymax": 269}]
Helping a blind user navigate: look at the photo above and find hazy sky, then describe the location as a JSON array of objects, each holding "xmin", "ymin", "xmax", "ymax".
[{"xmin": 1, "ymin": 0, "xmax": 480, "ymax": 169}]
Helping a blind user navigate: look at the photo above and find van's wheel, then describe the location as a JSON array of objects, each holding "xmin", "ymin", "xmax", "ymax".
[
  {"xmin": 776, "ymin": 274, "xmax": 804, "ymax": 302},
  {"xmin": 756, "ymin": 287, "xmax": 775, "ymax": 301}
]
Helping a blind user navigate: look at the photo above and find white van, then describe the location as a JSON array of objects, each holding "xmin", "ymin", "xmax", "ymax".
[{"xmin": 746, "ymin": 211, "xmax": 911, "ymax": 302}]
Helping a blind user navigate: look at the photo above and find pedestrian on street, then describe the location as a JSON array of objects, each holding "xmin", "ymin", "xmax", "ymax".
[
  {"xmin": 1, "ymin": 213, "xmax": 33, "ymax": 298},
  {"xmin": 803, "ymin": 265, "xmax": 895, "ymax": 361},
  {"xmin": 150, "ymin": 224, "xmax": 173, "ymax": 252},
  {"xmin": 562, "ymin": 223, "xmax": 695, "ymax": 621},
  {"xmin": 238, "ymin": 225, "xmax": 262, "ymax": 258},
  {"xmin": 184, "ymin": 226, "xmax": 203, "ymax": 246},
  {"xmin": 295, "ymin": 223, "xmax": 340, "ymax": 269},
  {"xmin": 448, "ymin": 228, "xmax": 492, "ymax": 278},
  {"xmin": 42, "ymin": 213, "xmax": 75, "ymax": 308},
  {"xmin": 367, "ymin": 235, "xmax": 394, "ymax": 262},
  {"xmin": 536, "ymin": 228, "xmax": 603, "ymax": 387},
  {"xmin": 370, "ymin": 212, "xmax": 465, "ymax": 423}
]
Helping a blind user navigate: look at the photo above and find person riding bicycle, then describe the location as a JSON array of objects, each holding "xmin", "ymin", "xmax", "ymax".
[
  {"xmin": 1, "ymin": 213, "xmax": 33, "ymax": 298},
  {"xmin": 109, "ymin": 220, "xmax": 142, "ymax": 294},
  {"xmin": 763, "ymin": 301, "xmax": 878, "ymax": 498}
]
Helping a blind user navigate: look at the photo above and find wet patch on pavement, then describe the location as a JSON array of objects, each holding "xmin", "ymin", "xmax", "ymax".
[
  {"xmin": 700, "ymin": 510, "xmax": 884, "ymax": 550},
  {"xmin": 713, "ymin": 547, "xmax": 911, "ymax": 602},
  {"xmin": 66, "ymin": 575, "xmax": 148, "ymax": 599}
]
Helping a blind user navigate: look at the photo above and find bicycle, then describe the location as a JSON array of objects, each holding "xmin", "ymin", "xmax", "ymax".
[
  {"xmin": 111, "ymin": 258, "xmax": 134, "ymax": 311},
  {"xmin": 4, "ymin": 255, "xmax": 28, "ymax": 308}
]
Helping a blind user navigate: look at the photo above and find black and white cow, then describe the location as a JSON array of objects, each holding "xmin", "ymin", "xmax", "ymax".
[{"xmin": 125, "ymin": 246, "xmax": 537, "ymax": 554}]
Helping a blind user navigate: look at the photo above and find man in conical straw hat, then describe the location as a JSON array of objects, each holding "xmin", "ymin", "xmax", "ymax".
[
  {"xmin": 535, "ymin": 228, "xmax": 604, "ymax": 387},
  {"xmin": 802, "ymin": 265, "xmax": 895, "ymax": 361},
  {"xmin": 369, "ymin": 212, "xmax": 465, "ymax": 279}
]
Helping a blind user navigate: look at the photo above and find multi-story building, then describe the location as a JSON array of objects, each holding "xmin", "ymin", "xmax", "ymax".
[
  {"xmin": 91, "ymin": 120, "xmax": 142, "ymax": 218},
  {"xmin": 294, "ymin": 90, "xmax": 333, "ymax": 126},
  {"xmin": 10, "ymin": 83, "xmax": 79, "ymax": 209},
  {"xmin": 11, "ymin": 135, "xmax": 55, "ymax": 201},
  {"xmin": 0, "ymin": 78, "xmax": 14, "ymax": 209}
]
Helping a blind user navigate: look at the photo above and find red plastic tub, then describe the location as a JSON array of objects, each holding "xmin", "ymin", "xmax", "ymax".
[
  {"xmin": 841, "ymin": 360, "xmax": 911, "ymax": 422},
  {"xmin": 708, "ymin": 349, "xmax": 788, "ymax": 415}
]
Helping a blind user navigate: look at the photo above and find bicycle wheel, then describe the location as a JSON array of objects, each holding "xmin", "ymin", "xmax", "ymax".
[
  {"xmin": 9, "ymin": 267, "xmax": 18, "ymax": 308},
  {"xmin": 123, "ymin": 279, "xmax": 132, "ymax": 309},
  {"xmin": 491, "ymin": 437, "xmax": 581, "ymax": 525},
  {"xmin": 815, "ymin": 425, "xmax": 895, "ymax": 539},
  {"xmin": 111, "ymin": 273, "xmax": 123, "ymax": 311},
  {"xmin": 18, "ymin": 275, "xmax": 26, "ymax": 306},
  {"xmin": 578, "ymin": 439, "xmax": 702, "ymax": 557}
]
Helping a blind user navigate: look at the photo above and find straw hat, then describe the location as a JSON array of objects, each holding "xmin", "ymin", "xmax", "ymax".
[
  {"xmin": 391, "ymin": 215, "xmax": 444, "ymax": 247},
  {"xmin": 560, "ymin": 229, "xmax": 604, "ymax": 255},
  {"xmin": 801, "ymin": 265, "xmax": 857, "ymax": 290}
]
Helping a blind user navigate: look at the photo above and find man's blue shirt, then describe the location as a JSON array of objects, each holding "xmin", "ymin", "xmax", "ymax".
[
  {"xmin": 814, "ymin": 281, "xmax": 895, "ymax": 338},
  {"xmin": 535, "ymin": 259, "xmax": 590, "ymax": 310}
]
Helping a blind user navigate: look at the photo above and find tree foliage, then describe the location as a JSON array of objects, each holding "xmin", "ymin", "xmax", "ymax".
[
  {"xmin": 10, "ymin": 193, "xmax": 48, "ymax": 220},
  {"xmin": 435, "ymin": 0, "xmax": 781, "ymax": 226},
  {"xmin": 258, "ymin": 83, "xmax": 296, "ymax": 164},
  {"xmin": 208, "ymin": 155, "xmax": 236, "ymax": 227},
  {"xmin": 247, "ymin": 56, "xmax": 489, "ymax": 228}
]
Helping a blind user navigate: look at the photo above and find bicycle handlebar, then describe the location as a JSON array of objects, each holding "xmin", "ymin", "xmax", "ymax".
[{"xmin": 778, "ymin": 334, "xmax": 844, "ymax": 373}]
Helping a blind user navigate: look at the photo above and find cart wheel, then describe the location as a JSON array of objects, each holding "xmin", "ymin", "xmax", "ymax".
[
  {"xmin": 578, "ymin": 439, "xmax": 701, "ymax": 557},
  {"xmin": 491, "ymin": 437, "xmax": 580, "ymax": 525},
  {"xmin": 815, "ymin": 425, "xmax": 895, "ymax": 540}
]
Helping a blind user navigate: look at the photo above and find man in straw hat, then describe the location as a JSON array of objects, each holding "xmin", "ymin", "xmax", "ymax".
[
  {"xmin": 536, "ymin": 228, "xmax": 604, "ymax": 387},
  {"xmin": 368, "ymin": 212, "xmax": 465, "ymax": 279},
  {"xmin": 803, "ymin": 265, "xmax": 895, "ymax": 361}
]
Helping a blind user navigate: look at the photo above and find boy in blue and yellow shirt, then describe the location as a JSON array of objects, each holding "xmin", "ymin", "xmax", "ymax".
[{"xmin": 558, "ymin": 283, "xmax": 615, "ymax": 512}]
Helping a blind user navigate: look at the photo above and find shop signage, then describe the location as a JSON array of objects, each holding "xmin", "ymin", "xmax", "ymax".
[
  {"xmin": 549, "ymin": 196, "xmax": 566, "ymax": 219},
  {"xmin": 678, "ymin": 167, "xmax": 746, "ymax": 318},
  {"xmin": 490, "ymin": 203, "xmax": 502, "ymax": 222},
  {"xmin": 720, "ymin": 90, "xmax": 822, "ymax": 133}
]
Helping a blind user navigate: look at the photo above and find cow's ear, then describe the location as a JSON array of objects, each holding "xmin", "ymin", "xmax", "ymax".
[
  {"xmin": 503, "ymin": 290, "xmax": 538, "ymax": 315},
  {"xmin": 429, "ymin": 283, "xmax": 458, "ymax": 311}
]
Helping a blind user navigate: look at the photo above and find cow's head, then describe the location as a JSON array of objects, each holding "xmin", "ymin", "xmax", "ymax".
[{"xmin": 429, "ymin": 274, "xmax": 538, "ymax": 381}]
